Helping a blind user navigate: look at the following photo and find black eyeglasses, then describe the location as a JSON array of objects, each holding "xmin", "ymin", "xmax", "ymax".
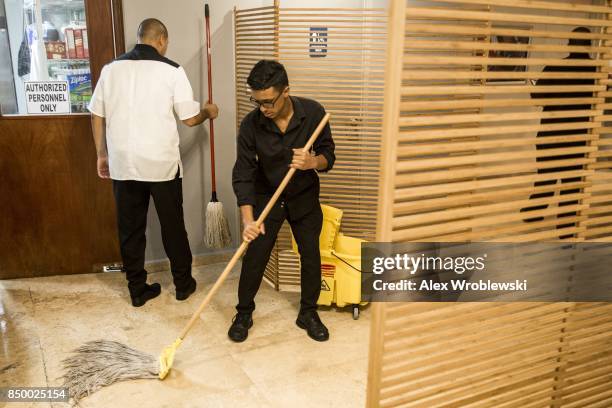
[{"xmin": 249, "ymin": 89, "xmax": 286, "ymax": 109}]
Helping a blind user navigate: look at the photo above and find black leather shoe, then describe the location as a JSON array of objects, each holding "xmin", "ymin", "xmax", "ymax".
[
  {"xmin": 131, "ymin": 283, "xmax": 161, "ymax": 307},
  {"xmin": 228, "ymin": 313, "xmax": 253, "ymax": 342},
  {"xmin": 176, "ymin": 278, "xmax": 197, "ymax": 301},
  {"xmin": 296, "ymin": 311, "xmax": 329, "ymax": 342}
]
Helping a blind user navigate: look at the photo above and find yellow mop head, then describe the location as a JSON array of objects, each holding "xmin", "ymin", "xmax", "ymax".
[{"xmin": 158, "ymin": 338, "xmax": 183, "ymax": 379}]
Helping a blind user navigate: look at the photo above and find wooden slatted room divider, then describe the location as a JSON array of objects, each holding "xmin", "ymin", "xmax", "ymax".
[
  {"xmin": 367, "ymin": 0, "xmax": 612, "ymax": 407},
  {"xmin": 234, "ymin": 2, "xmax": 386, "ymax": 289},
  {"xmin": 234, "ymin": 5, "xmax": 281, "ymax": 288}
]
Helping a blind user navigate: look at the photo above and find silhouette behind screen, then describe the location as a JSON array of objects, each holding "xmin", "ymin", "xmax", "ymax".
[{"xmin": 520, "ymin": 27, "xmax": 596, "ymax": 239}]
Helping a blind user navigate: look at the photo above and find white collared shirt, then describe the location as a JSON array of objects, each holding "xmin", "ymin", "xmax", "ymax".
[{"xmin": 88, "ymin": 45, "xmax": 200, "ymax": 181}]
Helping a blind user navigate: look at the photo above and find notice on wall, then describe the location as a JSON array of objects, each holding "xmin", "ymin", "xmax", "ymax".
[
  {"xmin": 309, "ymin": 27, "xmax": 328, "ymax": 58},
  {"xmin": 24, "ymin": 81, "xmax": 71, "ymax": 114}
]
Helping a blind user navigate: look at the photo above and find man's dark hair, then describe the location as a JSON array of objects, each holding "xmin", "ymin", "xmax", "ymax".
[
  {"xmin": 247, "ymin": 60, "xmax": 289, "ymax": 92},
  {"xmin": 137, "ymin": 18, "xmax": 168, "ymax": 41},
  {"xmin": 569, "ymin": 26, "xmax": 591, "ymax": 48}
]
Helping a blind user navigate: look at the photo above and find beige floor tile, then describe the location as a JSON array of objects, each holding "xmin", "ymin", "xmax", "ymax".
[
  {"xmin": 76, "ymin": 353, "xmax": 264, "ymax": 408},
  {"xmin": 6, "ymin": 401, "xmax": 53, "ymax": 408},
  {"xmin": 229, "ymin": 310, "xmax": 370, "ymax": 390},
  {"xmin": 0, "ymin": 287, "xmax": 49, "ymax": 391},
  {"xmin": 1, "ymin": 261, "xmax": 370, "ymax": 408},
  {"xmin": 259, "ymin": 359, "xmax": 368, "ymax": 408}
]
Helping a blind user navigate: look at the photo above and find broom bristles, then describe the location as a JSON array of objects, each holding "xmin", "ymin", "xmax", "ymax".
[
  {"xmin": 205, "ymin": 201, "xmax": 231, "ymax": 248},
  {"xmin": 61, "ymin": 340, "xmax": 158, "ymax": 403}
]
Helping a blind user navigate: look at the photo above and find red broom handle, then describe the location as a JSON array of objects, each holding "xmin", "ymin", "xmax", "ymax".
[{"xmin": 205, "ymin": 4, "xmax": 216, "ymax": 194}]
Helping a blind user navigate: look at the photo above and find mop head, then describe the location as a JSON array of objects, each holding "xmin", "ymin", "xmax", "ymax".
[
  {"xmin": 61, "ymin": 340, "xmax": 159, "ymax": 403},
  {"xmin": 205, "ymin": 201, "xmax": 231, "ymax": 248},
  {"xmin": 158, "ymin": 338, "xmax": 182, "ymax": 380}
]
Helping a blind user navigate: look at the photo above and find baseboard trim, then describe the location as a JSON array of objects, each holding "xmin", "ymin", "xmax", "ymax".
[{"xmin": 95, "ymin": 248, "xmax": 237, "ymax": 274}]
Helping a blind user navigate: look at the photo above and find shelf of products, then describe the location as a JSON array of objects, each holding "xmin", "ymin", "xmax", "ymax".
[
  {"xmin": 7, "ymin": 0, "xmax": 92, "ymax": 114},
  {"xmin": 48, "ymin": 59, "xmax": 91, "ymax": 113}
]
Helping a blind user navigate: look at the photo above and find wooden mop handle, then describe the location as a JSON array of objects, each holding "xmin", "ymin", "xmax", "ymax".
[{"xmin": 178, "ymin": 113, "xmax": 330, "ymax": 340}]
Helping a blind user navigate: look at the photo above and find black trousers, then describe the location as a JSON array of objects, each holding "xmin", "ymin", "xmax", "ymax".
[
  {"xmin": 520, "ymin": 127, "xmax": 586, "ymax": 238},
  {"xmin": 237, "ymin": 202, "xmax": 323, "ymax": 315},
  {"xmin": 112, "ymin": 171, "xmax": 193, "ymax": 298}
]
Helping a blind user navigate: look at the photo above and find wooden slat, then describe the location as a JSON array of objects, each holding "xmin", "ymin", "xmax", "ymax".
[
  {"xmin": 404, "ymin": 39, "xmax": 610, "ymax": 54},
  {"xmin": 405, "ymin": 23, "xmax": 612, "ymax": 41},
  {"xmin": 425, "ymin": 0, "xmax": 612, "ymax": 14},
  {"xmin": 406, "ymin": 7, "xmax": 612, "ymax": 28}
]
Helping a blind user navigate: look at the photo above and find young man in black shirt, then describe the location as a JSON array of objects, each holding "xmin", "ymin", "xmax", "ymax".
[{"xmin": 230, "ymin": 60, "xmax": 335, "ymax": 342}]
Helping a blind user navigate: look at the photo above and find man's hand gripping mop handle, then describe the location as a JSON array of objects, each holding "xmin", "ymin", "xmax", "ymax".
[{"xmin": 177, "ymin": 112, "xmax": 331, "ymax": 341}]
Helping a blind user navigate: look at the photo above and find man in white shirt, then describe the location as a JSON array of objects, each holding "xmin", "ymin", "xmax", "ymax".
[{"xmin": 88, "ymin": 18, "xmax": 218, "ymax": 307}]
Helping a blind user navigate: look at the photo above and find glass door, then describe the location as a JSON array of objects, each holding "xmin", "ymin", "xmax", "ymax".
[{"xmin": 2, "ymin": 0, "xmax": 91, "ymax": 115}]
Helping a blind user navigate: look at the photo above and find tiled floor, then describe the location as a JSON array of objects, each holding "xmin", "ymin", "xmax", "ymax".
[{"xmin": 0, "ymin": 262, "xmax": 370, "ymax": 407}]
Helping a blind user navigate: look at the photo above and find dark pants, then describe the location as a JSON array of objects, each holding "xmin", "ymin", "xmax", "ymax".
[
  {"xmin": 112, "ymin": 171, "xmax": 193, "ymax": 298},
  {"xmin": 521, "ymin": 127, "xmax": 586, "ymax": 238},
  {"xmin": 237, "ymin": 202, "xmax": 323, "ymax": 315},
  {"xmin": 522, "ymin": 167, "xmax": 582, "ymax": 223}
]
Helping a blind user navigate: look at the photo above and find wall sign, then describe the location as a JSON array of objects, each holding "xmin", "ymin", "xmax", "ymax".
[
  {"xmin": 24, "ymin": 81, "xmax": 70, "ymax": 114},
  {"xmin": 309, "ymin": 27, "xmax": 328, "ymax": 58}
]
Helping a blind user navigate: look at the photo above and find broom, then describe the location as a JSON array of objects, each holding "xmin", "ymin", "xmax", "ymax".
[
  {"xmin": 203, "ymin": 3, "xmax": 231, "ymax": 249},
  {"xmin": 61, "ymin": 113, "xmax": 331, "ymax": 403}
]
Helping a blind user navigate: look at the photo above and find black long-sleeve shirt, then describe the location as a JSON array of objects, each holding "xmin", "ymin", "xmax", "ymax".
[
  {"xmin": 232, "ymin": 96, "xmax": 335, "ymax": 220},
  {"xmin": 531, "ymin": 53, "xmax": 596, "ymax": 163}
]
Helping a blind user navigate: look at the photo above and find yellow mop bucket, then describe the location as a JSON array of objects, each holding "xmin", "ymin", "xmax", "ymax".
[
  {"xmin": 331, "ymin": 233, "xmax": 368, "ymax": 319},
  {"xmin": 291, "ymin": 204, "xmax": 343, "ymax": 254},
  {"xmin": 291, "ymin": 205, "xmax": 367, "ymax": 318},
  {"xmin": 318, "ymin": 261, "xmax": 336, "ymax": 306},
  {"xmin": 291, "ymin": 204, "xmax": 342, "ymax": 307}
]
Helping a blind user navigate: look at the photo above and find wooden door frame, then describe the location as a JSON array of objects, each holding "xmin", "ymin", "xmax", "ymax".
[
  {"xmin": 85, "ymin": 0, "xmax": 125, "ymax": 87},
  {"xmin": 0, "ymin": 0, "xmax": 125, "ymax": 279}
]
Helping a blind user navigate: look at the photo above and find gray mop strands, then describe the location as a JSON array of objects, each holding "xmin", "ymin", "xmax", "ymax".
[
  {"xmin": 205, "ymin": 198, "xmax": 231, "ymax": 249},
  {"xmin": 61, "ymin": 340, "xmax": 158, "ymax": 403}
]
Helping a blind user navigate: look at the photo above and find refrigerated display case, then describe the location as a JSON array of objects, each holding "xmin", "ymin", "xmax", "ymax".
[{"xmin": 3, "ymin": 0, "xmax": 91, "ymax": 114}]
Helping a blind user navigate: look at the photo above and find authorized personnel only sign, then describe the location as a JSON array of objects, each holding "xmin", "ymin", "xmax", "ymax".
[{"xmin": 24, "ymin": 81, "xmax": 70, "ymax": 114}]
